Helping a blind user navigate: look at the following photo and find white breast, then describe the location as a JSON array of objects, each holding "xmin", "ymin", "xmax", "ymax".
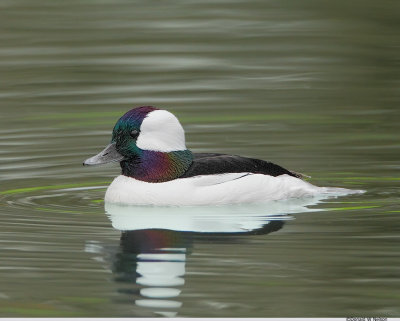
[{"xmin": 104, "ymin": 173, "xmax": 362, "ymax": 206}]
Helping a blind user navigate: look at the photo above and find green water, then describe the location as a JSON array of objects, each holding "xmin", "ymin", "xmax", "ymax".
[{"xmin": 0, "ymin": 0, "xmax": 399, "ymax": 317}]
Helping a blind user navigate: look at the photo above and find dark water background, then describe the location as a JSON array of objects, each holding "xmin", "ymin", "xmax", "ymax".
[{"xmin": 0, "ymin": 0, "xmax": 399, "ymax": 317}]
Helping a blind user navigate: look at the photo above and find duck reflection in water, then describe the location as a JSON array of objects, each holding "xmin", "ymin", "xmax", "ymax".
[
  {"xmin": 93, "ymin": 198, "xmax": 323, "ymax": 317},
  {"xmin": 113, "ymin": 229, "xmax": 188, "ymax": 317}
]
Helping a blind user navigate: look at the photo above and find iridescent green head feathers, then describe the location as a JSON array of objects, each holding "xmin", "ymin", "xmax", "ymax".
[{"xmin": 84, "ymin": 106, "xmax": 193, "ymax": 182}]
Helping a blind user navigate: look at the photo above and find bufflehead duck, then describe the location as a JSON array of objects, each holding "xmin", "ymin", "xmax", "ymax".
[{"xmin": 84, "ymin": 106, "xmax": 358, "ymax": 206}]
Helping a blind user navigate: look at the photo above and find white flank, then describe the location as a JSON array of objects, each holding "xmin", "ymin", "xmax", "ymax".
[
  {"xmin": 136, "ymin": 110, "xmax": 186, "ymax": 152},
  {"xmin": 104, "ymin": 173, "xmax": 364, "ymax": 206}
]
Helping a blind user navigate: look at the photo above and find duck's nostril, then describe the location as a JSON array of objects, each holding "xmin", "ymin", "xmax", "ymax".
[{"xmin": 103, "ymin": 152, "xmax": 109, "ymax": 156}]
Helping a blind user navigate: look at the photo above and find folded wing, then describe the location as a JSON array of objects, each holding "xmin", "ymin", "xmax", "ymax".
[{"xmin": 180, "ymin": 153, "xmax": 305, "ymax": 179}]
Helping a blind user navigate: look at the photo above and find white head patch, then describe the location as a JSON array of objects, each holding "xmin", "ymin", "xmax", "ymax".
[{"xmin": 136, "ymin": 110, "xmax": 187, "ymax": 152}]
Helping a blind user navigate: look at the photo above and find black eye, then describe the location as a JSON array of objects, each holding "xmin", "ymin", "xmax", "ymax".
[{"xmin": 130, "ymin": 129, "xmax": 139, "ymax": 139}]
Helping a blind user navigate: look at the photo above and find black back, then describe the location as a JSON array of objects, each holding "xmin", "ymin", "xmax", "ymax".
[{"xmin": 179, "ymin": 153, "xmax": 303, "ymax": 179}]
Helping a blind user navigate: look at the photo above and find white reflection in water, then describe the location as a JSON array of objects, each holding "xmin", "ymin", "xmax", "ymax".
[
  {"xmin": 136, "ymin": 250, "xmax": 185, "ymax": 317},
  {"xmin": 104, "ymin": 197, "xmax": 327, "ymax": 233},
  {"xmin": 100, "ymin": 196, "xmax": 328, "ymax": 317}
]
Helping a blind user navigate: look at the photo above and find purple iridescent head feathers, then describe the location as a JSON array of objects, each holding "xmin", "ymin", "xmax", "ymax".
[{"xmin": 114, "ymin": 106, "xmax": 193, "ymax": 182}]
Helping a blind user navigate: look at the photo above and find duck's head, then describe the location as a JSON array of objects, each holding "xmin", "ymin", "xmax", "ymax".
[
  {"xmin": 84, "ymin": 106, "xmax": 192, "ymax": 182},
  {"xmin": 84, "ymin": 106, "xmax": 188, "ymax": 165}
]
